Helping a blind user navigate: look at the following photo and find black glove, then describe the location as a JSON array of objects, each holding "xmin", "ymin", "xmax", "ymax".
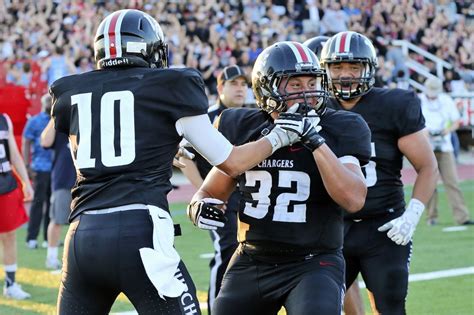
[
  {"xmin": 187, "ymin": 198, "xmax": 227, "ymax": 230},
  {"xmin": 276, "ymin": 113, "xmax": 325, "ymax": 152}
]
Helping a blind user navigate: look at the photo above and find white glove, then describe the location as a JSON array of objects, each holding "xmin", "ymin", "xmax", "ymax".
[
  {"xmin": 264, "ymin": 105, "xmax": 302, "ymax": 153},
  {"xmin": 378, "ymin": 199, "xmax": 425, "ymax": 246},
  {"xmin": 187, "ymin": 198, "xmax": 226, "ymax": 230},
  {"xmin": 305, "ymin": 108, "xmax": 323, "ymax": 133}
]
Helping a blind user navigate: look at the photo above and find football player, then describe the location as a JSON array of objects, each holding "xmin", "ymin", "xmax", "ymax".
[
  {"xmin": 303, "ymin": 35, "xmax": 329, "ymax": 60},
  {"xmin": 305, "ymin": 33, "xmax": 365, "ymax": 315},
  {"xmin": 319, "ymin": 31, "xmax": 438, "ymax": 314},
  {"xmin": 187, "ymin": 41, "xmax": 371, "ymax": 315},
  {"xmin": 50, "ymin": 10, "xmax": 300, "ymax": 315},
  {"xmin": 179, "ymin": 65, "xmax": 248, "ymax": 314}
]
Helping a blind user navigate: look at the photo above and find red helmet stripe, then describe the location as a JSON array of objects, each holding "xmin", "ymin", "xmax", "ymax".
[
  {"xmin": 108, "ymin": 11, "xmax": 121, "ymax": 58},
  {"xmin": 294, "ymin": 43, "xmax": 309, "ymax": 62},
  {"xmin": 338, "ymin": 32, "xmax": 347, "ymax": 53},
  {"xmin": 287, "ymin": 42, "xmax": 314, "ymax": 64}
]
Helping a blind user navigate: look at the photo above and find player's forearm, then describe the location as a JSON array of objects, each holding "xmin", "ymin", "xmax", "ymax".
[
  {"xmin": 412, "ymin": 163, "xmax": 438, "ymax": 205},
  {"xmin": 313, "ymin": 145, "xmax": 367, "ymax": 212},
  {"xmin": 217, "ymin": 138, "xmax": 273, "ymax": 178},
  {"xmin": 191, "ymin": 168, "xmax": 236, "ymax": 203}
]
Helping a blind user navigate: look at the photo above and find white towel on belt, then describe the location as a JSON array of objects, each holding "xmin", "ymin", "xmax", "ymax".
[{"xmin": 139, "ymin": 205, "xmax": 188, "ymax": 299}]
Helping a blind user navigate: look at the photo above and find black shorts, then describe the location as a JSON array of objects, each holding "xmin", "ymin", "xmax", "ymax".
[
  {"xmin": 213, "ymin": 244, "xmax": 345, "ymax": 315},
  {"xmin": 343, "ymin": 213, "xmax": 412, "ymax": 315},
  {"xmin": 57, "ymin": 209, "xmax": 201, "ymax": 315}
]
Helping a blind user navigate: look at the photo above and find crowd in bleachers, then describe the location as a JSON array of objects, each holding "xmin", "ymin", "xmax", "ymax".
[{"xmin": 1, "ymin": 0, "xmax": 473, "ymax": 99}]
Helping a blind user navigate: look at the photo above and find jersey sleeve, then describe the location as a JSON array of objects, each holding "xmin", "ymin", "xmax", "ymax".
[
  {"xmin": 394, "ymin": 91, "xmax": 425, "ymax": 137},
  {"xmin": 49, "ymin": 82, "xmax": 70, "ymax": 135},
  {"xmin": 165, "ymin": 69, "xmax": 209, "ymax": 121},
  {"xmin": 338, "ymin": 114, "xmax": 371, "ymax": 167}
]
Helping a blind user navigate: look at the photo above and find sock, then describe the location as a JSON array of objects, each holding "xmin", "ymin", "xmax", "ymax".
[
  {"xmin": 4, "ymin": 264, "xmax": 17, "ymax": 287},
  {"xmin": 47, "ymin": 247, "xmax": 58, "ymax": 261}
]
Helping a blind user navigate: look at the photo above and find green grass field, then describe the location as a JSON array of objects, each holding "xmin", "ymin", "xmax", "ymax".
[{"xmin": 0, "ymin": 180, "xmax": 473, "ymax": 314}]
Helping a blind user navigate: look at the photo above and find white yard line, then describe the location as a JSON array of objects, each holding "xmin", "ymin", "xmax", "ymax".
[
  {"xmin": 112, "ymin": 266, "xmax": 474, "ymax": 314},
  {"xmin": 358, "ymin": 266, "xmax": 474, "ymax": 288}
]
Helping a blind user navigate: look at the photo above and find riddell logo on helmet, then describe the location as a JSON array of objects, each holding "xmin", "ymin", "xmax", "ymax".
[{"xmin": 100, "ymin": 58, "xmax": 130, "ymax": 67}]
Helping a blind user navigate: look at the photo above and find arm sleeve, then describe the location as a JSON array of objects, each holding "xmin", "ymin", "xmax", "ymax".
[{"xmin": 175, "ymin": 114, "xmax": 233, "ymax": 166}]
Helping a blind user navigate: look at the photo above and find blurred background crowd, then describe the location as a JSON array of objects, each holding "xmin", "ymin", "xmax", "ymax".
[{"xmin": 1, "ymin": 0, "xmax": 473, "ymax": 103}]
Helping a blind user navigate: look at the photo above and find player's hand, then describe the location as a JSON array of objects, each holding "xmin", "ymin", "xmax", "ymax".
[
  {"xmin": 264, "ymin": 104, "xmax": 304, "ymax": 153},
  {"xmin": 275, "ymin": 113, "xmax": 325, "ymax": 151},
  {"xmin": 173, "ymin": 147, "xmax": 195, "ymax": 169},
  {"xmin": 187, "ymin": 198, "xmax": 227, "ymax": 230},
  {"xmin": 378, "ymin": 199, "xmax": 425, "ymax": 246}
]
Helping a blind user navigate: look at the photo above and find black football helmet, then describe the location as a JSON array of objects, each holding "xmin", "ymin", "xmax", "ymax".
[
  {"xmin": 94, "ymin": 9, "xmax": 168, "ymax": 69},
  {"xmin": 252, "ymin": 41, "xmax": 328, "ymax": 115},
  {"xmin": 303, "ymin": 36, "xmax": 329, "ymax": 60},
  {"xmin": 320, "ymin": 31, "xmax": 378, "ymax": 100}
]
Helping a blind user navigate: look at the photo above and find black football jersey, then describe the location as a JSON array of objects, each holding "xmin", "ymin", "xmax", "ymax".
[
  {"xmin": 217, "ymin": 108, "xmax": 371, "ymax": 251},
  {"xmin": 328, "ymin": 87, "xmax": 425, "ymax": 219},
  {"xmin": 50, "ymin": 67, "xmax": 208, "ymax": 220}
]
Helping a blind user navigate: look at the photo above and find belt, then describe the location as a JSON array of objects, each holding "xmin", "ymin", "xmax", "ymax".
[
  {"xmin": 82, "ymin": 203, "xmax": 149, "ymax": 214},
  {"xmin": 241, "ymin": 241, "xmax": 330, "ymax": 263},
  {"xmin": 81, "ymin": 204, "xmax": 182, "ymax": 236}
]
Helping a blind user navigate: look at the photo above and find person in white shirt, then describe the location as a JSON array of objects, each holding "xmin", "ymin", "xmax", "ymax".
[{"xmin": 419, "ymin": 77, "xmax": 473, "ymax": 226}]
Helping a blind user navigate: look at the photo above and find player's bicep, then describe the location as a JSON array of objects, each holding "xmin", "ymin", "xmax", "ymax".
[
  {"xmin": 175, "ymin": 114, "xmax": 233, "ymax": 166},
  {"xmin": 398, "ymin": 128, "xmax": 435, "ymax": 172}
]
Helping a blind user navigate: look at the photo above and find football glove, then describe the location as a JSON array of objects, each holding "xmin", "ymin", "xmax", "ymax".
[
  {"xmin": 264, "ymin": 104, "xmax": 302, "ymax": 153},
  {"xmin": 275, "ymin": 113, "xmax": 325, "ymax": 151},
  {"xmin": 187, "ymin": 198, "xmax": 227, "ymax": 230},
  {"xmin": 378, "ymin": 198, "xmax": 425, "ymax": 246}
]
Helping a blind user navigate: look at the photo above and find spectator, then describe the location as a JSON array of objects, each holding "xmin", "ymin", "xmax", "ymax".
[
  {"xmin": 0, "ymin": 113, "xmax": 34, "ymax": 300},
  {"xmin": 41, "ymin": 46, "xmax": 76, "ymax": 86},
  {"xmin": 419, "ymin": 77, "xmax": 473, "ymax": 226},
  {"xmin": 320, "ymin": 2, "xmax": 349, "ymax": 35},
  {"xmin": 22, "ymin": 94, "xmax": 53, "ymax": 250},
  {"xmin": 41, "ymin": 120, "xmax": 76, "ymax": 270}
]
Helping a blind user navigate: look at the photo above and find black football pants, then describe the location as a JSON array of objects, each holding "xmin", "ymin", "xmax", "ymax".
[
  {"xmin": 207, "ymin": 209, "xmax": 238, "ymax": 314},
  {"xmin": 57, "ymin": 210, "xmax": 201, "ymax": 315},
  {"xmin": 344, "ymin": 215, "xmax": 412, "ymax": 315},
  {"xmin": 213, "ymin": 245, "xmax": 345, "ymax": 315}
]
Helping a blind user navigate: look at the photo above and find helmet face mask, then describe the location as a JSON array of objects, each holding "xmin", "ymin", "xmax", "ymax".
[
  {"xmin": 320, "ymin": 32, "xmax": 378, "ymax": 100},
  {"xmin": 252, "ymin": 41, "xmax": 328, "ymax": 116},
  {"xmin": 94, "ymin": 9, "xmax": 168, "ymax": 69}
]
